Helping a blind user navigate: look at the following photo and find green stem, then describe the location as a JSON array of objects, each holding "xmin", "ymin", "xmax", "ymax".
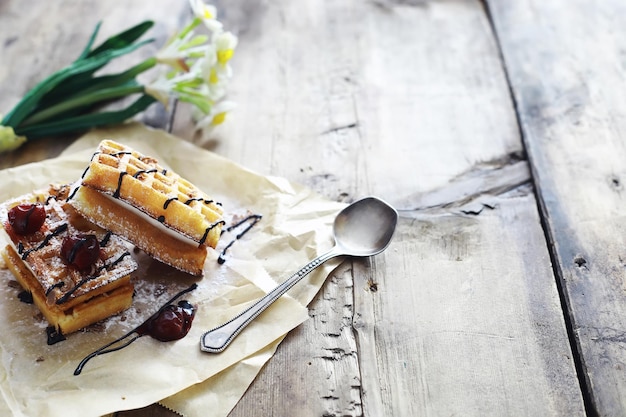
[
  {"xmin": 37, "ymin": 57, "xmax": 157, "ymax": 110},
  {"xmin": 77, "ymin": 57, "xmax": 157, "ymax": 96},
  {"xmin": 22, "ymin": 83, "xmax": 145, "ymax": 126},
  {"xmin": 2, "ymin": 38, "xmax": 153, "ymax": 128},
  {"xmin": 87, "ymin": 21, "xmax": 153, "ymax": 58},
  {"xmin": 16, "ymin": 95, "xmax": 156, "ymax": 139},
  {"xmin": 178, "ymin": 17, "xmax": 202, "ymax": 41},
  {"xmin": 77, "ymin": 21, "xmax": 102, "ymax": 60}
]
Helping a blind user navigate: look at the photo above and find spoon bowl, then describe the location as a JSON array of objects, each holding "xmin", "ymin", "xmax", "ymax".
[
  {"xmin": 201, "ymin": 196, "xmax": 398, "ymax": 353},
  {"xmin": 333, "ymin": 196, "xmax": 398, "ymax": 257}
]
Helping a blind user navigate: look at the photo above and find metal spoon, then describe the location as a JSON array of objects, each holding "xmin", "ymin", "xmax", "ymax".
[{"xmin": 200, "ymin": 196, "xmax": 398, "ymax": 353}]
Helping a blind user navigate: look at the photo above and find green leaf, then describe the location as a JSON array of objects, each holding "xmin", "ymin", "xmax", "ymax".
[
  {"xmin": 77, "ymin": 21, "xmax": 102, "ymax": 60},
  {"xmin": 22, "ymin": 81, "xmax": 145, "ymax": 125},
  {"xmin": 3, "ymin": 38, "xmax": 153, "ymax": 128},
  {"xmin": 87, "ymin": 20, "xmax": 154, "ymax": 58},
  {"xmin": 37, "ymin": 57, "xmax": 157, "ymax": 109},
  {"xmin": 16, "ymin": 95, "xmax": 157, "ymax": 139}
]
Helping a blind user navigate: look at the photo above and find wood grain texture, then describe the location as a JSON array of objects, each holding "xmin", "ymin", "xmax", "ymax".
[
  {"xmin": 229, "ymin": 262, "xmax": 364, "ymax": 417},
  {"xmin": 487, "ymin": 0, "xmax": 626, "ymax": 414},
  {"xmin": 173, "ymin": 0, "xmax": 524, "ymax": 202},
  {"xmin": 356, "ymin": 193, "xmax": 585, "ymax": 416},
  {"xmin": 211, "ymin": 0, "xmax": 585, "ymax": 415},
  {"xmin": 0, "ymin": 0, "xmax": 598, "ymax": 416}
]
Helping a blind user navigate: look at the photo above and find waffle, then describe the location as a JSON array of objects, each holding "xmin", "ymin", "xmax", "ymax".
[
  {"xmin": 0, "ymin": 185, "xmax": 136, "ymax": 339},
  {"xmin": 68, "ymin": 139, "xmax": 224, "ymax": 276}
]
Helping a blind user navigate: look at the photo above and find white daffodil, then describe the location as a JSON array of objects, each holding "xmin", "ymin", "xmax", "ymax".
[
  {"xmin": 156, "ymin": 28, "xmax": 209, "ymax": 72},
  {"xmin": 150, "ymin": 2, "xmax": 237, "ymax": 116},
  {"xmin": 144, "ymin": 77, "xmax": 173, "ymax": 107},
  {"xmin": 215, "ymin": 31, "xmax": 238, "ymax": 68},
  {"xmin": 189, "ymin": 0, "xmax": 223, "ymax": 32},
  {"xmin": 193, "ymin": 48, "xmax": 228, "ymax": 101},
  {"xmin": 145, "ymin": 70, "xmax": 212, "ymax": 114},
  {"xmin": 194, "ymin": 43, "xmax": 218, "ymax": 75},
  {"xmin": 195, "ymin": 100, "xmax": 236, "ymax": 129},
  {"xmin": 206, "ymin": 67, "xmax": 228, "ymax": 100}
]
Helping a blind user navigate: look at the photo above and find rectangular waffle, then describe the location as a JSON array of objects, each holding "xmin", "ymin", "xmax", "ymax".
[
  {"xmin": 0, "ymin": 185, "xmax": 136, "ymax": 340},
  {"xmin": 69, "ymin": 139, "xmax": 224, "ymax": 276}
]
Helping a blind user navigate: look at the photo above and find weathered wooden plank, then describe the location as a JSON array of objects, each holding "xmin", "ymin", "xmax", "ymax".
[
  {"xmin": 487, "ymin": 0, "xmax": 626, "ymax": 414},
  {"xmin": 356, "ymin": 193, "xmax": 585, "ymax": 416},
  {"xmin": 0, "ymin": 0, "xmax": 187, "ymax": 169},
  {"xmin": 0, "ymin": 0, "xmax": 593, "ymax": 416},
  {"xmin": 173, "ymin": 0, "xmax": 523, "ymax": 202},
  {"xmin": 201, "ymin": 0, "xmax": 587, "ymax": 415}
]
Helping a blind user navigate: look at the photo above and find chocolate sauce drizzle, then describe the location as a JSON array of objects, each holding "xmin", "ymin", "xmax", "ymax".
[
  {"xmin": 47, "ymin": 326, "xmax": 66, "ymax": 345},
  {"xmin": 73, "ymin": 283, "xmax": 198, "ymax": 376},
  {"xmin": 100, "ymin": 231, "xmax": 112, "ymax": 247},
  {"xmin": 111, "ymin": 151, "xmax": 133, "ymax": 158},
  {"xmin": 73, "ymin": 150, "xmax": 130, "ymax": 200},
  {"xmin": 184, "ymin": 197, "xmax": 220, "ymax": 206},
  {"xmin": 18, "ymin": 291, "xmax": 33, "ymax": 304},
  {"xmin": 113, "ymin": 172, "xmax": 128, "ymax": 198},
  {"xmin": 67, "ymin": 185, "xmax": 79, "ymax": 201},
  {"xmin": 76, "ymin": 150, "xmax": 225, "ymax": 248},
  {"xmin": 14, "ymin": 210, "xmax": 125, "ymax": 305},
  {"xmin": 55, "ymin": 251, "xmax": 132, "ymax": 305},
  {"xmin": 133, "ymin": 169, "xmax": 157, "ymax": 178},
  {"xmin": 199, "ymin": 220, "xmax": 226, "ymax": 246},
  {"xmin": 45, "ymin": 282, "xmax": 65, "ymax": 296},
  {"xmin": 218, "ymin": 214, "xmax": 263, "ymax": 264},
  {"xmin": 65, "ymin": 236, "xmax": 92, "ymax": 264},
  {"xmin": 163, "ymin": 197, "xmax": 178, "ymax": 209},
  {"xmin": 18, "ymin": 224, "xmax": 68, "ymax": 260}
]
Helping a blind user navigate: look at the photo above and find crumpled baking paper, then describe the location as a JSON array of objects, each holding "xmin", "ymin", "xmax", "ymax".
[{"xmin": 0, "ymin": 123, "xmax": 344, "ymax": 417}]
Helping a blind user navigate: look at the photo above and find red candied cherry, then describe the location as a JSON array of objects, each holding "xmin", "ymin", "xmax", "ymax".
[
  {"xmin": 60, "ymin": 234, "xmax": 100, "ymax": 273},
  {"xmin": 144, "ymin": 301, "xmax": 196, "ymax": 342},
  {"xmin": 8, "ymin": 203, "xmax": 46, "ymax": 235}
]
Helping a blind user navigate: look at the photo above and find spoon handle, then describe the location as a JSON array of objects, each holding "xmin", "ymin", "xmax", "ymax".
[{"xmin": 200, "ymin": 248, "xmax": 341, "ymax": 353}]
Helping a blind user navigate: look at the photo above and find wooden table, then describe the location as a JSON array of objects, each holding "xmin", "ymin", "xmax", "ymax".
[{"xmin": 2, "ymin": 0, "xmax": 625, "ymax": 415}]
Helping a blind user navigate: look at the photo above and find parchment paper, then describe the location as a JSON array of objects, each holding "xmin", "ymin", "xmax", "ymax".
[{"xmin": 0, "ymin": 123, "xmax": 345, "ymax": 417}]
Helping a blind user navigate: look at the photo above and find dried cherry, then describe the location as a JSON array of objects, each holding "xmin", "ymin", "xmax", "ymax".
[
  {"xmin": 141, "ymin": 301, "xmax": 196, "ymax": 342},
  {"xmin": 61, "ymin": 234, "xmax": 100, "ymax": 273},
  {"xmin": 7, "ymin": 203, "xmax": 46, "ymax": 235}
]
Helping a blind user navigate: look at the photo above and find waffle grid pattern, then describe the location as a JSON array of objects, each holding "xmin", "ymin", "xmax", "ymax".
[{"xmin": 81, "ymin": 140, "xmax": 223, "ymax": 247}]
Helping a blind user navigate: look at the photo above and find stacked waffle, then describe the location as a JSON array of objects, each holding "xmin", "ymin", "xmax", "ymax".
[
  {"xmin": 0, "ymin": 140, "xmax": 224, "ymax": 340},
  {"xmin": 0, "ymin": 184, "xmax": 136, "ymax": 341},
  {"xmin": 69, "ymin": 140, "xmax": 224, "ymax": 276}
]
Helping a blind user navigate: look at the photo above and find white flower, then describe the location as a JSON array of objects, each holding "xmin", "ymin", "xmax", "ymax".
[
  {"xmin": 145, "ymin": 70, "xmax": 211, "ymax": 113},
  {"xmin": 192, "ymin": 48, "xmax": 228, "ymax": 101},
  {"xmin": 208, "ymin": 32, "xmax": 237, "ymax": 93},
  {"xmin": 189, "ymin": 0, "xmax": 223, "ymax": 32},
  {"xmin": 195, "ymin": 100, "xmax": 236, "ymax": 129},
  {"xmin": 156, "ymin": 29, "xmax": 209, "ymax": 72},
  {"xmin": 215, "ymin": 31, "xmax": 238, "ymax": 67},
  {"xmin": 144, "ymin": 1, "xmax": 236, "ymax": 127}
]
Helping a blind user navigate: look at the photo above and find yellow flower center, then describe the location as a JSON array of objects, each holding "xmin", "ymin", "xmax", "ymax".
[
  {"xmin": 212, "ymin": 112, "xmax": 227, "ymax": 125},
  {"xmin": 203, "ymin": 7, "xmax": 214, "ymax": 19},
  {"xmin": 209, "ymin": 68, "xmax": 219, "ymax": 84},
  {"xmin": 217, "ymin": 49, "xmax": 234, "ymax": 65}
]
